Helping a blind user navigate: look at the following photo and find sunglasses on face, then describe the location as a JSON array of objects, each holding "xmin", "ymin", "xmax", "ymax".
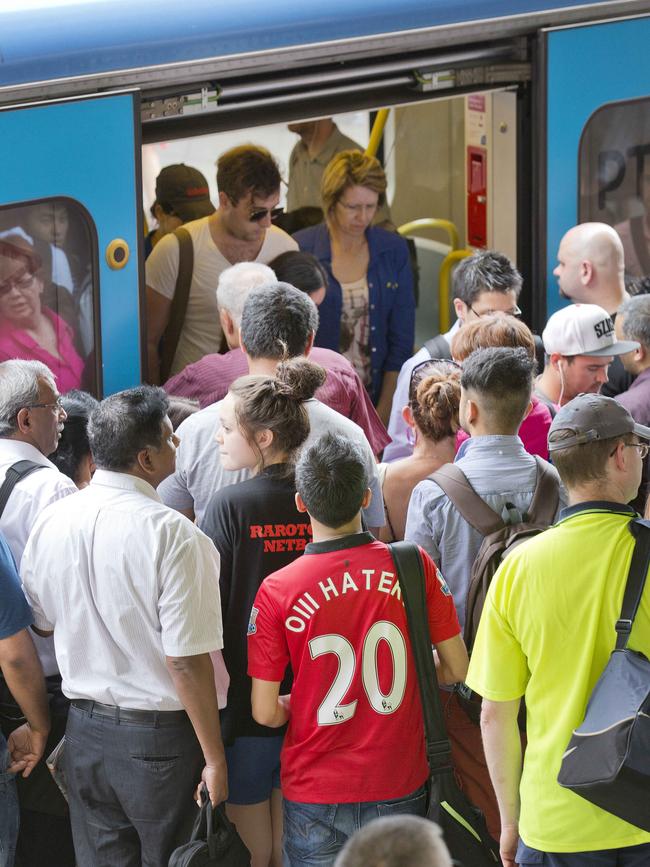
[
  {"xmin": 0, "ymin": 270, "xmax": 36, "ymax": 298},
  {"xmin": 248, "ymin": 206, "xmax": 284, "ymax": 223}
]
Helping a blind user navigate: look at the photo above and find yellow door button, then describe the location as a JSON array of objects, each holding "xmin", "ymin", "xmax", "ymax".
[{"xmin": 106, "ymin": 239, "xmax": 130, "ymax": 270}]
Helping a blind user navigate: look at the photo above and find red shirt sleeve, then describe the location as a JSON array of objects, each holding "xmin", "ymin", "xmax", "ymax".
[
  {"xmin": 420, "ymin": 546, "xmax": 461, "ymax": 643},
  {"xmin": 247, "ymin": 579, "xmax": 290, "ymax": 682}
]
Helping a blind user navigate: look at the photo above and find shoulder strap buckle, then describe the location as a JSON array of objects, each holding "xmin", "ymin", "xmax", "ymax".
[{"xmin": 615, "ymin": 618, "xmax": 633, "ymax": 635}]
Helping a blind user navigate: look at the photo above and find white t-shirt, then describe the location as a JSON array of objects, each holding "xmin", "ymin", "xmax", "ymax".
[
  {"xmin": 21, "ymin": 470, "xmax": 223, "ymax": 710},
  {"xmin": 146, "ymin": 217, "xmax": 298, "ymax": 375},
  {"xmin": 158, "ymin": 398, "xmax": 385, "ymax": 530}
]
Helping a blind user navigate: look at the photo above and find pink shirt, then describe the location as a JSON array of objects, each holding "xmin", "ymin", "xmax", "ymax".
[
  {"xmin": 163, "ymin": 346, "xmax": 390, "ymax": 456},
  {"xmin": 456, "ymin": 396, "xmax": 552, "ymax": 460},
  {"xmin": 0, "ymin": 309, "xmax": 84, "ymax": 394}
]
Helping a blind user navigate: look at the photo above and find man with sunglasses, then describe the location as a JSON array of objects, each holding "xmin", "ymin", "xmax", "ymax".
[
  {"xmin": 384, "ymin": 250, "xmax": 523, "ymax": 462},
  {"xmin": 146, "ymin": 144, "xmax": 297, "ymax": 383},
  {"xmin": 0, "ymin": 359, "xmax": 77, "ymax": 866}
]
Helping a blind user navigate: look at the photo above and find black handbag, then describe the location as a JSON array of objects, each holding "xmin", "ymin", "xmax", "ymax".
[
  {"xmin": 389, "ymin": 542, "xmax": 502, "ymax": 867},
  {"xmin": 168, "ymin": 786, "xmax": 251, "ymax": 867},
  {"xmin": 557, "ymin": 518, "xmax": 650, "ymax": 831}
]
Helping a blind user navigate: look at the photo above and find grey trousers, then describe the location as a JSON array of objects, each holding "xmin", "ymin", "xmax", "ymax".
[{"xmin": 64, "ymin": 703, "xmax": 203, "ymax": 867}]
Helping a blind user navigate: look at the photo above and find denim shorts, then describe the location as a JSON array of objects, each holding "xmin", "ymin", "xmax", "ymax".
[
  {"xmin": 283, "ymin": 784, "xmax": 427, "ymax": 867},
  {"xmin": 224, "ymin": 735, "xmax": 283, "ymax": 806},
  {"xmin": 516, "ymin": 839, "xmax": 650, "ymax": 866}
]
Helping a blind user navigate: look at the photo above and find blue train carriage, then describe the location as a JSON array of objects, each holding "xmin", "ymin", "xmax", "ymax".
[{"xmin": 0, "ymin": 0, "xmax": 648, "ymax": 394}]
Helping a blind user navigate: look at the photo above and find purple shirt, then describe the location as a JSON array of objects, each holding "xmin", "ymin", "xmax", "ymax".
[
  {"xmin": 163, "ymin": 346, "xmax": 390, "ymax": 456},
  {"xmin": 615, "ymin": 367, "xmax": 650, "ymax": 426}
]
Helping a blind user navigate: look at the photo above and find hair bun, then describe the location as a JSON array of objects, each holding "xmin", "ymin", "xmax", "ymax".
[{"xmin": 276, "ymin": 358, "xmax": 327, "ymax": 402}]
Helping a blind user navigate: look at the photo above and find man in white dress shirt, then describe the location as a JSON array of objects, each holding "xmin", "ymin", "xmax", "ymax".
[
  {"xmin": 21, "ymin": 386, "xmax": 227, "ymax": 866},
  {"xmin": 0, "ymin": 359, "xmax": 77, "ymax": 866}
]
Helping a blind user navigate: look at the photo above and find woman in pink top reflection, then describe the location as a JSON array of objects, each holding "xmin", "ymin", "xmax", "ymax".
[
  {"xmin": 0, "ymin": 235, "xmax": 84, "ymax": 393},
  {"xmin": 450, "ymin": 314, "xmax": 552, "ymax": 460}
]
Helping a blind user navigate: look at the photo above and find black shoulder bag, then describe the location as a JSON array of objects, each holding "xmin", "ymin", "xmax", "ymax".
[
  {"xmin": 557, "ymin": 518, "xmax": 650, "ymax": 831},
  {"xmin": 389, "ymin": 541, "xmax": 501, "ymax": 866},
  {"xmin": 168, "ymin": 786, "xmax": 250, "ymax": 867}
]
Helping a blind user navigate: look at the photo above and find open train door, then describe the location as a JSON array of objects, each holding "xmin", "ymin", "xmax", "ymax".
[
  {"xmin": 0, "ymin": 91, "xmax": 143, "ymax": 395},
  {"xmin": 537, "ymin": 12, "xmax": 650, "ymax": 324}
]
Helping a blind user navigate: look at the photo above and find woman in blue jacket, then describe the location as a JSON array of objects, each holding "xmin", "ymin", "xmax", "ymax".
[{"xmin": 293, "ymin": 150, "xmax": 415, "ymax": 424}]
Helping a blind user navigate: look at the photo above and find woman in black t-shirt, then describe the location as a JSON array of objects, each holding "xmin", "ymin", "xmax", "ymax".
[{"xmin": 202, "ymin": 358, "xmax": 326, "ymax": 867}]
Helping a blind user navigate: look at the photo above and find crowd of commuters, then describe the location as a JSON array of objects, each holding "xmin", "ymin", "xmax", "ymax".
[{"xmin": 2, "ymin": 132, "xmax": 650, "ymax": 867}]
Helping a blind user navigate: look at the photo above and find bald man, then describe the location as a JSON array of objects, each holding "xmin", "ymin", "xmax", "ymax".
[
  {"xmin": 554, "ymin": 222, "xmax": 627, "ymax": 314},
  {"xmin": 554, "ymin": 222, "xmax": 630, "ymax": 397}
]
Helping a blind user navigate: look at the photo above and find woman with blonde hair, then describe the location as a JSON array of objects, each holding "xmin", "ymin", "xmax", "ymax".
[
  {"xmin": 378, "ymin": 360, "xmax": 461, "ymax": 542},
  {"xmin": 294, "ymin": 149, "xmax": 415, "ymax": 424}
]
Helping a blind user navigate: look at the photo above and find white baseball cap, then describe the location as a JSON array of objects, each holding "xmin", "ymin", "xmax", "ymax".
[{"xmin": 542, "ymin": 303, "xmax": 639, "ymax": 357}]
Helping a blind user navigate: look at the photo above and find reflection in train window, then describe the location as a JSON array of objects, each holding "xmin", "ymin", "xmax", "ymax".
[
  {"xmin": 579, "ymin": 96, "xmax": 650, "ymax": 280},
  {"xmin": 0, "ymin": 199, "xmax": 99, "ymax": 394}
]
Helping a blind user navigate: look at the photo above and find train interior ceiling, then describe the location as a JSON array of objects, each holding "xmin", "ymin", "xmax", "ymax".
[{"xmin": 142, "ymin": 86, "xmax": 519, "ymax": 350}]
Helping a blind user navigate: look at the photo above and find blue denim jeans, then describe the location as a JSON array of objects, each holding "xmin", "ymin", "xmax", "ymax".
[
  {"xmin": 283, "ymin": 784, "xmax": 427, "ymax": 867},
  {"xmin": 0, "ymin": 734, "xmax": 18, "ymax": 867}
]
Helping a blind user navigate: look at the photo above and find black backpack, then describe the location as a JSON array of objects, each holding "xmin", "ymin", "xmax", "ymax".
[{"xmin": 168, "ymin": 789, "xmax": 250, "ymax": 867}]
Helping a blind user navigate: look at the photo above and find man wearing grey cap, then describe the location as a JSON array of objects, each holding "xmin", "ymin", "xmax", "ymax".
[
  {"xmin": 534, "ymin": 303, "xmax": 639, "ymax": 414},
  {"xmin": 145, "ymin": 163, "xmax": 216, "ymax": 258},
  {"xmin": 465, "ymin": 393, "xmax": 650, "ymax": 867}
]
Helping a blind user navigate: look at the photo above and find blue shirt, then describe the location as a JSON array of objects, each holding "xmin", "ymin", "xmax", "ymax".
[
  {"xmin": 0, "ymin": 531, "xmax": 32, "ymax": 640},
  {"xmin": 293, "ymin": 223, "xmax": 415, "ymax": 402},
  {"xmin": 404, "ymin": 435, "xmax": 563, "ymax": 629}
]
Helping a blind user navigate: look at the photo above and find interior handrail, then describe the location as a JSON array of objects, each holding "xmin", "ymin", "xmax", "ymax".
[
  {"xmin": 397, "ymin": 218, "xmax": 460, "ymax": 252},
  {"xmin": 438, "ymin": 248, "xmax": 473, "ymax": 333},
  {"xmin": 365, "ymin": 108, "xmax": 390, "ymax": 158}
]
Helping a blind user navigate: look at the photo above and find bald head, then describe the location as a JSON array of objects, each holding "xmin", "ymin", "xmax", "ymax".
[{"xmin": 554, "ymin": 222, "xmax": 626, "ymax": 312}]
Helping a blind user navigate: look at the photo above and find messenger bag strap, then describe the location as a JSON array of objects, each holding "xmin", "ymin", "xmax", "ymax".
[
  {"xmin": 526, "ymin": 456, "xmax": 560, "ymax": 525},
  {"xmin": 159, "ymin": 227, "xmax": 194, "ymax": 383},
  {"xmin": 431, "ymin": 464, "xmax": 504, "ymax": 536},
  {"xmin": 616, "ymin": 518, "xmax": 650, "ymax": 650},
  {"xmin": 388, "ymin": 541, "xmax": 453, "ymax": 777},
  {"xmin": 0, "ymin": 460, "xmax": 44, "ymax": 520}
]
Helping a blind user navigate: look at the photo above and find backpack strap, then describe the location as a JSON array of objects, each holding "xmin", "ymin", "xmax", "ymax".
[
  {"xmin": 431, "ymin": 464, "xmax": 504, "ymax": 536},
  {"xmin": 424, "ymin": 333, "xmax": 452, "ymax": 360},
  {"xmin": 159, "ymin": 227, "xmax": 194, "ymax": 383},
  {"xmin": 630, "ymin": 216, "xmax": 650, "ymax": 278},
  {"xmin": 0, "ymin": 460, "xmax": 45, "ymax": 520},
  {"xmin": 526, "ymin": 456, "xmax": 560, "ymax": 526},
  {"xmin": 616, "ymin": 518, "xmax": 650, "ymax": 650}
]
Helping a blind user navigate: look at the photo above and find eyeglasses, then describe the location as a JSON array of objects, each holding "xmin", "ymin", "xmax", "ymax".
[
  {"xmin": 27, "ymin": 397, "xmax": 65, "ymax": 413},
  {"xmin": 469, "ymin": 304, "xmax": 522, "ymax": 319},
  {"xmin": 623, "ymin": 442, "xmax": 650, "ymax": 459},
  {"xmin": 409, "ymin": 357, "xmax": 461, "ymax": 399},
  {"xmin": 249, "ymin": 206, "xmax": 284, "ymax": 223},
  {"xmin": 0, "ymin": 271, "xmax": 36, "ymax": 298},
  {"xmin": 337, "ymin": 201, "xmax": 378, "ymax": 216}
]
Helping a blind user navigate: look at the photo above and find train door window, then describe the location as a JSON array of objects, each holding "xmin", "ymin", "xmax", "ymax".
[
  {"xmin": 579, "ymin": 96, "xmax": 650, "ymax": 284},
  {"xmin": 0, "ymin": 198, "xmax": 99, "ymax": 395}
]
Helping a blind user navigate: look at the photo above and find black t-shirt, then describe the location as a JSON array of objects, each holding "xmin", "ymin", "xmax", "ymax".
[{"xmin": 201, "ymin": 463, "xmax": 312, "ymax": 742}]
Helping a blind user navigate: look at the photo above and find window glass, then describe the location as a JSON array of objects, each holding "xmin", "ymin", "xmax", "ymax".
[
  {"xmin": 579, "ymin": 97, "xmax": 650, "ymax": 283},
  {"xmin": 0, "ymin": 199, "xmax": 99, "ymax": 394}
]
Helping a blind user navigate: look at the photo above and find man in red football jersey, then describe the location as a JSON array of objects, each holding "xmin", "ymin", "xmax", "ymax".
[{"xmin": 248, "ymin": 432, "xmax": 468, "ymax": 867}]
